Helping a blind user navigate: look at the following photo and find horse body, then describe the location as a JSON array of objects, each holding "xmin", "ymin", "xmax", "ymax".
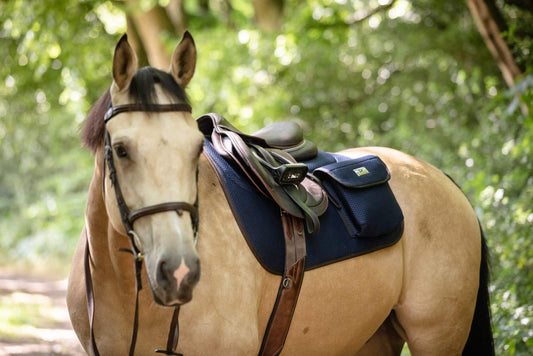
[
  {"xmin": 68, "ymin": 146, "xmax": 481, "ymax": 355},
  {"xmin": 67, "ymin": 32, "xmax": 492, "ymax": 355}
]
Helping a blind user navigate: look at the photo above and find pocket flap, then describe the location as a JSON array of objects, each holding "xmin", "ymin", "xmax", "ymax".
[{"xmin": 314, "ymin": 155, "xmax": 390, "ymax": 188}]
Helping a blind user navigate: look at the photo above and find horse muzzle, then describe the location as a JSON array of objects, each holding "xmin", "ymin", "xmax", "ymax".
[{"xmin": 148, "ymin": 253, "xmax": 201, "ymax": 306}]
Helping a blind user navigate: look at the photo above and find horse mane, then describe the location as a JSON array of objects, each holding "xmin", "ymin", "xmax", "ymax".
[
  {"xmin": 81, "ymin": 89, "xmax": 111, "ymax": 154},
  {"xmin": 81, "ymin": 67, "xmax": 189, "ymax": 154}
]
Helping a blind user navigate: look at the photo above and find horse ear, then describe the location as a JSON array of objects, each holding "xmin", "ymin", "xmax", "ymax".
[
  {"xmin": 169, "ymin": 31, "xmax": 197, "ymax": 88},
  {"xmin": 112, "ymin": 34, "xmax": 138, "ymax": 91}
]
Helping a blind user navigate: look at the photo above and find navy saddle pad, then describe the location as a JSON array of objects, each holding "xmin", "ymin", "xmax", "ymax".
[{"xmin": 203, "ymin": 140, "xmax": 404, "ymax": 275}]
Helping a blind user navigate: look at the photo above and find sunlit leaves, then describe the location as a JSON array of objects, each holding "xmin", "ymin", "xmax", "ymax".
[{"xmin": 0, "ymin": 0, "xmax": 112, "ymax": 265}]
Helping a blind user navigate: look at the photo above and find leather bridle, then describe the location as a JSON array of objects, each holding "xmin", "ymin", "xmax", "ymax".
[
  {"xmin": 103, "ymin": 102, "xmax": 199, "ymax": 241},
  {"xmin": 85, "ymin": 102, "xmax": 198, "ymax": 356}
]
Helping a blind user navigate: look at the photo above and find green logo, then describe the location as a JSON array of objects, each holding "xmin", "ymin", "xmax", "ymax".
[{"xmin": 353, "ymin": 167, "xmax": 370, "ymax": 177}]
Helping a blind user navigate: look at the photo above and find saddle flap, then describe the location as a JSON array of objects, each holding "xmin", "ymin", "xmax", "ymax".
[
  {"xmin": 197, "ymin": 113, "xmax": 327, "ymax": 234},
  {"xmin": 313, "ymin": 156, "xmax": 390, "ymax": 188}
]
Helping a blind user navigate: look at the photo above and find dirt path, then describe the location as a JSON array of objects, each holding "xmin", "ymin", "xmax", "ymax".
[{"xmin": 0, "ymin": 272, "xmax": 85, "ymax": 356}]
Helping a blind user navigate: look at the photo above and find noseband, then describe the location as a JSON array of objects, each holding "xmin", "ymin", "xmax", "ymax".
[{"xmin": 86, "ymin": 102, "xmax": 197, "ymax": 356}]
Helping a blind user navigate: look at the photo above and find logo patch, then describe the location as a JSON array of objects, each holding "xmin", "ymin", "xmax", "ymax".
[{"xmin": 353, "ymin": 167, "xmax": 370, "ymax": 177}]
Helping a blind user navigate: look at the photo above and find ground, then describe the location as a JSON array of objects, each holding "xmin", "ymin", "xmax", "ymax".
[{"xmin": 0, "ymin": 271, "xmax": 84, "ymax": 356}]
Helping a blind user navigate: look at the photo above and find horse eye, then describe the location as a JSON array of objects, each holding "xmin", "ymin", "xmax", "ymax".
[{"xmin": 114, "ymin": 144, "xmax": 128, "ymax": 158}]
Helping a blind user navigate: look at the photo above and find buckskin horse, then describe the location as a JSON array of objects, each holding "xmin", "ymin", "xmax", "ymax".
[{"xmin": 67, "ymin": 32, "xmax": 494, "ymax": 355}]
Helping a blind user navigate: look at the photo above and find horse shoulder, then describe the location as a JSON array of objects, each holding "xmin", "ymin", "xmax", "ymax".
[{"xmin": 66, "ymin": 229, "xmax": 91, "ymax": 354}]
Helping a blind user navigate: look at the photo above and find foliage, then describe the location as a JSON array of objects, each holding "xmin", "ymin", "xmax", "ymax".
[
  {"xmin": 468, "ymin": 74, "xmax": 533, "ymax": 354},
  {"xmin": 0, "ymin": 0, "xmax": 115, "ymax": 265},
  {"xmin": 0, "ymin": 0, "xmax": 531, "ymax": 354},
  {"xmin": 498, "ymin": 0, "xmax": 533, "ymax": 72}
]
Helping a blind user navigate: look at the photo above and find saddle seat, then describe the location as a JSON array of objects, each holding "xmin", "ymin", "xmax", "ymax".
[
  {"xmin": 197, "ymin": 113, "xmax": 327, "ymax": 234},
  {"xmin": 251, "ymin": 121, "xmax": 318, "ymax": 161}
]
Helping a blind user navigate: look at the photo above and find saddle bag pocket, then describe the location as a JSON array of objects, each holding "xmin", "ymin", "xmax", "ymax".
[{"xmin": 314, "ymin": 155, "xmax": 403, "ymax": 238}]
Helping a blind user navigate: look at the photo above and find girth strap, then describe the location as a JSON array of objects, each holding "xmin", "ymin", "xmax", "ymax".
[{"xmin": 259, "ymin": 213, "xmax": 306, "ymax": 356}]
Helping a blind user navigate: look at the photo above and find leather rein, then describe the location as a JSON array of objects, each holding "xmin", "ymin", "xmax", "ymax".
[{"xmin": 85, "ymin": 102, "xmax": 197, "ymax": 356}]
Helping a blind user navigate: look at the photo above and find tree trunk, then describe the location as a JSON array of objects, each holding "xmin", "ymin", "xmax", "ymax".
[
  {"xmin": 252, "ymin": 0, "xmax": 284, "ymax": 32},
  {"xmin": 126, "ymin": 17, "xmax": 149, "ymax": 68},
  {"xmin": 165, "ymin": 0, "xmax": 187, "ymax": 35},
  {"xmin": 466, "ymin": 0, "xmax": 522, "ymax": 87},
  {"xmin": 125, "ymin": 2, "xmax": 176, "ymax": 69}
]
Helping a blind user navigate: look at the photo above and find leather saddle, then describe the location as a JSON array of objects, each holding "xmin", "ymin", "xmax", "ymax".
[{"xmin": 197, "ymin": 113, "xmax": 328, "ymax": 234}]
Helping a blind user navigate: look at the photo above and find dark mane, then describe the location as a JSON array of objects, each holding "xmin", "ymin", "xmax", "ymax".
[
  {"xmin": 80, "ymin": 67, "xmax": 189, "ymax": 154},
  {"xmin": 80, "ymin": 89, "xmax": 111, "ymax": 153}
]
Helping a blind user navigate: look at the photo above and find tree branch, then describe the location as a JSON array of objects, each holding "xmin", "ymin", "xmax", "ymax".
[
  {"xmin": 165, "ymin": 0, "xmax": 187, "ymax": 35},
  {"xmin": 126, "ymin": 17, "xmax": 149, "ymax": 68},
  {"xmin": 252, "ymin": 0, "xmax": 284, "ymax": 32},
  {"xmin": 125, "ymin": 1, "xmax": 176, "ymax": 69},
  {"xmin": 466, "ymin": 0, "xmax": 522, "ymax": 87},
  {"xmin": 345, "ymin": 0, "xmax": 398, "ymax": 25}
]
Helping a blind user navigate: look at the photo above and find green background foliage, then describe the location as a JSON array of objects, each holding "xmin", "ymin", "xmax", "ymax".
[{"xmin": 0, "ymin": 0, "xmax": 531, "ymax": 354}]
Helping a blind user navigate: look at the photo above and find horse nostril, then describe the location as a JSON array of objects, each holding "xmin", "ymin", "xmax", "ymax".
[
  {"xmin": 190, "ymin": 258, "xmax": 201, "ymax": 282},
  {"xmin": 157, "ymin": 260, "xmax": 173, "ymax": 289}
]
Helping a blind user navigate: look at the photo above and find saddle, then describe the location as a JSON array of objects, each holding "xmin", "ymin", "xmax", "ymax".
[
  {"xmin": 197, "ymin": 113, "xmax": 403, "ymax": 356},
  {"xmin": 198, "ymin": 113, "xmax": 324, "ymax": 355},
  {"xmin": 197, "ymin": 113, "xmax": 328, "ymax": 234}
]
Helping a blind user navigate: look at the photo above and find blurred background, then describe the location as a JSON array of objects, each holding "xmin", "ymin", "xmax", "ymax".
[{"xmin": 0, "ymin": 0, "xmax": 531, "ymax": 354}]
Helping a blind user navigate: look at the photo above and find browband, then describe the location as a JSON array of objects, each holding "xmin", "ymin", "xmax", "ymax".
[{"xmin": 104, "ymin": 103, "xmax": 192, "ymax": 123}]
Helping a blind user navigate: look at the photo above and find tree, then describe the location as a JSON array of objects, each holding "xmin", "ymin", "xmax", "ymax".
[
  {"xmin": 467, "ymin": 0, "xmax": 522, "ymax": 87},
  {"xmin": 252, "ymin": 0, "xmax": 284, "ymax": 31}
]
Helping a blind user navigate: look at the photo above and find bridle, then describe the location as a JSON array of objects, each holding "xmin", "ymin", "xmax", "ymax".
[
  {"xmin": 85, "ymin": 101, "xmax": 198, "ymax": 356},
  {"xmin": 103, "ymin": 102, "xmax": 199, "ymax": 245}
]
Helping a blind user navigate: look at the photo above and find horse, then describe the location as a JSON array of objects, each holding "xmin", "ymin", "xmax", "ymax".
[{"xmin": 66, "ymin": 32, "xmax": 494, "ymax": 356}]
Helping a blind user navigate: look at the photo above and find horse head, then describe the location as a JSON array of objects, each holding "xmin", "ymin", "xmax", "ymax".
[{"xmin": 103, "ymin": 32, "xmax": 203, "ymax": 306}]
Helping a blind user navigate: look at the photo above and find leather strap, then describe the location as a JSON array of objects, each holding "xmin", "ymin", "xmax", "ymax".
[
  {"xmin": 104, "ymin": 103, "xmax": 192, "ymax": 123},
  {"xmin": 84, "ymin": 226, "xmax": 183, "ymax": 356},
  {"xmin": 204, "ymin": 119, "xmax": 325, "ymax": 234},
  {"xmin": 85, "ymin": 101, "xmax": 196, "ymax": 355},
  {"xmin": 259, "ymin": 214, "xmax": 306, "ymax": 356},
  {"xmin": 156, "ymin": 306, "xmax": 183, "ymax": 356},
  {"xmin": 128, "ymin": 202, "xmax": 198, "ymax": 227},
  {"xmin": 104, "ymin": 131, "xmax": 199, "ymax": 239},
  {"xmin": 84, "ymin": 224, "xmax": 143, "ymax": 356},
  {"xmin": 84, "ymin": 227, "xmax": 101, "ymax": 356}
]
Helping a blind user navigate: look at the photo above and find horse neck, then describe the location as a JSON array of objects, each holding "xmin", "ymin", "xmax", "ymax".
[
  {"xmin": 85, "ymin": 148, "xmax": 263, "ymax": 290},
  {"xmin": 196, "ymin": 153, "xmax": 266, "ymax": 277},
  {"xmin": 85, "ymin": 147, "xmax": 132, "ymax": 281}
]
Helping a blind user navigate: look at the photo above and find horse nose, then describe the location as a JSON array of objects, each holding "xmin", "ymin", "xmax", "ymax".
[{"xmin": 156, "ymin": 255, "xmax": 200, "ymax": 291}]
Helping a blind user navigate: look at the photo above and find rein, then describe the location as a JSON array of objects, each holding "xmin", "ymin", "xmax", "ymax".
[{"xmin": 85, "ymin": 102, "xmax": 197, "ymax": 356}]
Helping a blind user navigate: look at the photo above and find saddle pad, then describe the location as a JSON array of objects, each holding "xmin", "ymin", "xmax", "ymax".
[{"xmin": 203, "ymin": 141, "xmax": 404, "ymax": 275}]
